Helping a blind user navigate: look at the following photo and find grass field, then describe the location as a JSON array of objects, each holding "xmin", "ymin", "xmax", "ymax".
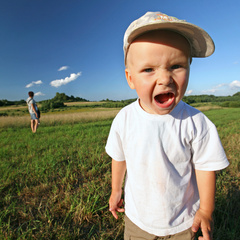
[
  {"xmin": 0, "ymin": 105, "xmax": 239, "ymax": 239},
  {"xmin": 0, "ymin": 108, "xmax": 120, "ymax": 128}
]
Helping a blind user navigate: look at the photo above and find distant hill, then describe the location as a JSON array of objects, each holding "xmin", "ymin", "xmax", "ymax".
[{"xmin": 44, "ymin": 92, "xmax": 89, "ymax": 103}]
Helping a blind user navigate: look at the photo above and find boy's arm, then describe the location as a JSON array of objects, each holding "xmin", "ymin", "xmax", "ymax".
[
  {"xmin": 109, "ymin": 159, "xmax": 126, "ymax": 219},
  {"xmin": 31, "ymin": 103, "xmax": 37, "ymax": 117},
  {"xmin": 192, "ymin": 170, "xmax": 216, "ymax": 240}
]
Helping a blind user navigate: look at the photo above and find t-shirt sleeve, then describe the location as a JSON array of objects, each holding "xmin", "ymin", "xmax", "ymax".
[
  {"xmin": 191, "ymin": 124, "xmax": 229, "ymax": 171},
  {"xmin": 105, "ymin": 116, "xmax": 126, "ymax": 161}
]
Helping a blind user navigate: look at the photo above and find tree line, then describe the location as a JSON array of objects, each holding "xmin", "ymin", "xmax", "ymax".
[
  {"xmin": 182, "ymin": 92, "xmax": 240, "ymax": 108},
  {"xmin": 182, "ymin": 92, "xmax": 240, "ymax": 104},
  {"xmin": 0, "ymin": 93, "xmax": 88, "ymax": 107},
  {"xmin": 0, "ymin": 92, "xmax": 240, "ymax": 109}
]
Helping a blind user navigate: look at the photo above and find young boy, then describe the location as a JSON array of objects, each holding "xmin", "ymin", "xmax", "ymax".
[
  {"xmin": 105, "ymin": 12, "xmax": 229, "ymax": 240},
  {"xmin": 26, "ymin": 91, "xmax": 39, "ymax": 133}
]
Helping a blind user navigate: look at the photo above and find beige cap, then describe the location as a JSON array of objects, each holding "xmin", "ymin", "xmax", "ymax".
[{"xmin": 124, "ymin": 11, "xmax": 215, "ymax": 65}]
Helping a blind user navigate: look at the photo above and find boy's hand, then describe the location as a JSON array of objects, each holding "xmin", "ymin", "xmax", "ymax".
[
  {"xmin": 109, "ymin": 190, "xmax": 125, "ymax": 219},
  {"xmin": 192, "ymin": 209, "xmax": 213, "ymax": 240}
]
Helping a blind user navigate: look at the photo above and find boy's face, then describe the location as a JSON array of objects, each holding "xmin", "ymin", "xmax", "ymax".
[{"xmin": 125, "ymin": 30, "xmax": 191, "ymax": 115}]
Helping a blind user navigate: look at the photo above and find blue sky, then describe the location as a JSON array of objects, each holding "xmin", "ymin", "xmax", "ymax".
[{"xmin": 0, "ymin": 0, "xmax": 240, "ymax": 101}]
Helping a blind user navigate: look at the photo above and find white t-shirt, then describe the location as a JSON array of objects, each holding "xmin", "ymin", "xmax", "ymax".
[
  {"xmin": 26, "ymin": 97, "xmax": 37, "ymax": 114},
  {"xmin": 105, "ymin": 100, "xmax": 229, "ymax": 236}
]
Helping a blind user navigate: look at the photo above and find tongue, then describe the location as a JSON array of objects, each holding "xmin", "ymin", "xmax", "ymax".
[
  {"xmin": 159, "ymin": 94, "xmax": 170, "ymax": 103},
  {"xmin": 156, "ymin": 93, "xmax": 171, "ymax": 103}
]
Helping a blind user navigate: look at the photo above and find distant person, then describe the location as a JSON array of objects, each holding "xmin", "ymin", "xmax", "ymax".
[
  {"xmin": 105, "ymin": 12, "xmax": 229, "ymax": 240},
  {"xmin": 26, "ymin": 91, "xmax": 39, "ymax": 133}
]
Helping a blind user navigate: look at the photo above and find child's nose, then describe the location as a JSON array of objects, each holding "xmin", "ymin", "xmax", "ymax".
[{"xmin": 156, "ymin": 69, "xmax": 173, "ymax": 85}]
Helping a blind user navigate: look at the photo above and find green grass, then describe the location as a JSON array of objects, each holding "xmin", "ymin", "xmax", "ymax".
[
  {"xmin": 0, "ymin": 121, "xmax": 123, "ymax": 239},
  {"xmin": 0, "ymin": 107, "xmax": 239, "ymax": 239},
  {"xmin": 203, "ymin": 108, "xmax": 240, "ymax": 240}
]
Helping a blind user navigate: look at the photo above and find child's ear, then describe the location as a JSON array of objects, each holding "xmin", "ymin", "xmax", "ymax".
[{"xmin": 125, "ymin": 68, "xmax": 135, "ymax": 89}]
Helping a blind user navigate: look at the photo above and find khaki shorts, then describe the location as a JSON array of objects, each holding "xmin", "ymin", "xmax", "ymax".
[{"xmin": 124, "ymin": 215, "xmax": 196, "ymax": 240}]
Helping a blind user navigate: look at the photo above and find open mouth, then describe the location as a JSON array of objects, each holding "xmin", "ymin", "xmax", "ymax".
[{"xmin": 154, "ymin": 92, "xmax": 175, "ymax": 108}]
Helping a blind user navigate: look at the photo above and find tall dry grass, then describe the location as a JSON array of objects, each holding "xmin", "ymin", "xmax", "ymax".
[{"xmin": 0, "ymin": 109, "xmax": 120, "ymax": 128}]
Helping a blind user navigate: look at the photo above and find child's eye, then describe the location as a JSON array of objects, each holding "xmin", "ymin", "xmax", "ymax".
[
  {"xmin": 144, "ymin": 68, "xmax": 154, "ymax": 73},
  {"xmin": 171, "ymin": 65, "xmax": 182, "ymax": 70}
]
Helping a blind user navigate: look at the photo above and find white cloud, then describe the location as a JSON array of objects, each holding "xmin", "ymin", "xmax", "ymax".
[
  {"xmin": 50, "ymin": 72, "xmax": 82, "ymax": 88},
  {"xmin": 229, "ymin": 80, "xmax": 240, "ymax": 89},
  {"xmin": 216, "ymin": 83, "xmax": 226, "ymax": 88},
  {"xmin": 26, "ymin": 83, "xmax": 34, "ymax": 88},
  {"xmin": 186, "ymin": 90, "xmax": 193, "ymax": 95},
  {"xmin": 201, "ymin": 81, "xmax": 240, "ymax": 95},
  {"xmin": 58, "ymin": 66, "xmax": 69, "ymax": 71},
  {"xmin": 202, "ymin": 89, "xmax": 217, "ymax": 94},
  {"xmin": 35, "ymin": 92, "xmax": 45, "ymax": 96},
  {"xmin": 25, "ymin": 80, "xmax": 43, "ymax": 88},
  {"xmin": 202, "ymin": 83, "xmax": 227, "ymax": 94}
]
